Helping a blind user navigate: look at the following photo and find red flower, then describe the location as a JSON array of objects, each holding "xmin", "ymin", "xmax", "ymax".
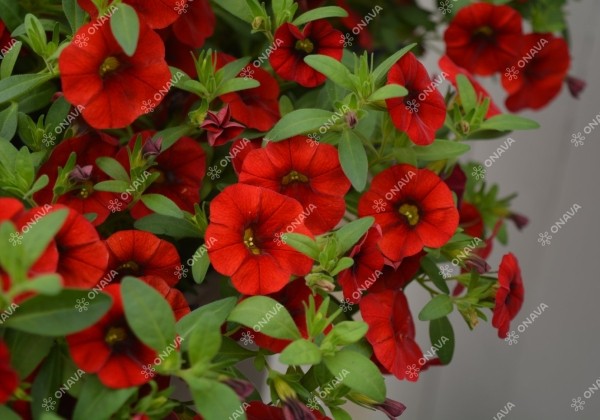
[
  {"xmin": 360, "ymin": 290, "xmax": 423, "ymax": 381},
  {"xmin": 501, "ymin": 34, "xmax": 570, "ymax": 112},
  {"xmin": 0, "ymin": 340, "xmax": 19, "ymax": 403},
  {"xmin": 245, "ymin": 401, "xmax": 330, "ymax": 420},
  {"xmin": 34, "ymin": 132, "xmax": 120, "ymax": 225},
  {"xmin": 206, "ymin": 184, "xmax": 314, "ymax": 295},
  {"xmin": 77, "ymin": 0, "xmax": 184, "ymax": 29},
  {"xmin": 216, "ymin": 53, "xmax": 281, "ymax": 132},
  {"xmin": 231, "ymin": 138, "xmax": 263, "ymax": 175},
  {"xmin": 59, "ymin": 21, "xmax": 171, "ymax": 129},
  {"xmin": 239, "ymin": 137, "xmax": 351, "ymax": 234},
  {"xmin": 270, "ymin": 20, "xmax": 343, "ymax": 87},
  {"xmin": 172, "ymin": 0, "xmax": 215, "ymax": 48},
  {"xmin": 66, "ymin": 284, "xmax": 157, "ymax": 388},
  {"xmin": 386, "ymin": 53, "xmax": 446, "ymax": 146},
  {"xmin": 492, "ymin": 253, "xmax": 524, "ymax": 338},
  {"xmin": 335, "ymin": 0, "xmax": 374, "ymax": 50},
  {"xmin": 444, "ymin": 3, "xmax": 523, "ymax": 76},
  {"xmin": 459, "ymin": 201, "xmax": 484, "ymax": 239},
  {"xmin": 358, "ymin": 164, "xmax": 459, "ymax": 263},
  {"xmin": 369, "ymin": 253, "xmax": 424, "ymax": 293},
  {"xmin": 201, "ymin": 105, "xmax": 245, "ymax": 147},
  {"xmin": 339, "ymin": 226, "xmax": 385, "ymax": 304},
  {"xmin": 438, "ymin": 55, "xmax": 501, "ymax": 118}
]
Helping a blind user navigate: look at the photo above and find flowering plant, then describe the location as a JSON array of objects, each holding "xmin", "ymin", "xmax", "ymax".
[{"xmin": 0, "ymin": 0, "xmax": 581, "ymax": 419}]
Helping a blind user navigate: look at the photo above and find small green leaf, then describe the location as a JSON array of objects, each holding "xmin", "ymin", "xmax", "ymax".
[
  {"xmin": 110, "ymin": 3, "xmax": 140, "ymax": 56},
  {"xmin": 4, "ymin": 330, "xmax": 54, "ymax": 378},
  {"xmin": 188, "ymin": 313, "xmax": 222, "ymax": 367},
  {"xmin": 335, "ymin": 216, "xmax": 374, "ymax": 255},
  {"xmin": 93, "ymin": 180, "xmax": 130, "ymax": 193},
  {"xmin": 293, "ymin": 6, "xmax": 348, "ymax": 26},
  {"xmin": 191, "ymin": 245, "xmax": 211, "ymax": 284},
  {"xmin": 62, "ymin": 0, "xmax": 86, "ymax": 33},
  {"xmin": 214, "ymin": 77, "xmax": 260, "ymax": 96},
  {"xmin": 177, "ymin": 297, "xmax": 237, "ymax": 341},
  {"xmin": 141, "ymin": 194, "xmax": 184, "ymax": 218},
  {"xmin": 420, "ymin": 256, "xmax": 450, "ymax": 294},
  {"xmin": 304, "ymin": 55, "xmax": 355, "ymax": 91},
  {"xmin": 0, "ymin": 74, "xmax": 54, "ymax": 105},
  {"xmin": 135, "ymin": 214, "xmax": 202, "ymax": 239},
  {"xmin": 265, "ymin": 109, "xmax": 335, "ymax": 141},
  {"xmin": 372, "ymin": 44, "xmax": 416, "ymax": 87},
  {"xmin": 323, "ymin": 349, "xmax": 385, "ymax": 402},
  {"xmin": 280, "ymin": 339, "xmax": 322, "ymax": 365},
  {"xmin": 0, "ymin": 41, "xmax": 22, "ymax": 79},
  {"xmin": 20, "ymin": 208, "xmax": 68, "ymax": 269},
  {"xmin": 456, "ymin": 74, "xmax": 477, "ymax": 114},
  {"xmin": 189, "ymin": 378, "xmax": 246, "ymax": 420},
  {"xmin": 0, "ymin": 406, "xmax": 20, "ymax": 420},
  {"xmin": 0, "ymin": 103, "xmax": 18, "ymax": 141},
  {"xmin": 73, "ymin": 376, "xmax": 136, "ymax": 420},
  {"xmin": 327, "ymin": 321, "xmax": 368, "ymax": 345},
  {"xmin": 429, "ymin": 317, "xmax": 455, "ymax": 365},
  {"xmin": 211, "ymin": 0, "xmax": 253, "ymax": 23},
  {"xmin": 418, "ymin": 294, "xmax": 454, "ymax": 321},
  {"xmin": 95, "ymin": 157, "xmax": 130, "ymax": 182},
  {"xmin": 282, "ymin": 232, "xmax": 319, "ymax": 260},
  {"xmin": 413, "ymin": 140, "xmax": 471, "ymax": 161},
  {"xmin": 228, "ymin": 296, "xmax": 301, "ymax": 340},
  {"xmin": 339, "ymin": 129, "xmax": 368, "ymax": 191},
  {"xmin": 368, "ymin": 84, "xmax": 408, "ymax": 101},
  {"xmin": 479, "ymin": 114, "xmax": 540, "ymax": 131}
]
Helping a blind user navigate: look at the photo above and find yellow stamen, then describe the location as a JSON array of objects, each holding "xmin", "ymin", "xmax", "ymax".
[
  {"xmin": 398, "ymin": 203, "xmax": 420, "ymax": 226},
  {"xmin": 295, "ymin": 39, "xmax": 314, "ymax": 54},
  {"xmin": 99, "ymin": 56, "xmax": 120, "ymax": 77},
  {"xmin": 281, "ymin": 170, "xmax": 309, "ymax": 185},
  {"xmin": 105, "ymin": 326, "xmax": 127, "ymax": 345},
  {"xmin": 244, "ymin": 228, "xmax": 260, "ymax": 255}
]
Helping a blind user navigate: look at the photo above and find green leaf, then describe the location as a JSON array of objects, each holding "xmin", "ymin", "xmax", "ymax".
[
  {"xmin": 95, "ymin": 157, "xmax": 130, "ymax": 182},
  {"xmin": 189, "ymin": 378, "xmax": 246, "ymax": 420},
  {"xmin": 293, "ymin": 6, "xmax": 348, "ymax": 26},
  {"xmin": 154, "ymin": 124, "xmax": 194, "ymax": 150},
  {"xmin": 0, "ymin": 0, "xmax": 22, "ymax": 31},
  {"xmin": 73, "ymin": 376, "xmax": 136, "ymax": 420},
  {"xmin": 135, "ymin": 214, "xmax": 202, "ymax": 239},
  {"xmin": 217, "ymin": 57, "xmax": 251, "ymax": 82},
  {"xmin": 420, "ymin": 256, "xmax": 450, "ymax": 294},
  {"xmin": 335, "ymin": 216, "xmax": 374, "ymax": 255},
  {"xmin": 323, "ymin": 349, "xmax": 385, "ymax": 402},
  {"xmin": 372, "ymin": 44, "xmax": 416, "ymax": 87},
  {"xmin": 418, "ymin": 294, "xmax": 454, "ymax": 321},
  {"xmin": 93, "ymin": 180, "xmax": 130, "ymax": 192},
  {"xmin": 228, "ymin": 296, "xmax": 301, "ymax": 340},
  {"xmin": 4, "ymin": 330, "xmax": 54, "ymax": 378},
  {"xmin": 121, "ymin": 276, "xmax": 177, "ymax": 352},
  {"xmin": 479, "ymin": 114, "xmax": 540, "ymax": 131},
  {"xmin": 282, "ymin": 232, "xmax": 319, "ymax": 260},
  {"xmin": 0, "ymin": 74, "xmax": 54, "ymax": 105},
  {"xmin": 0, "ymin": 406, "xmax": 20, "ymax": 420},
  {"xmin": 429, "ymin": 317, "xmax": 455, "ymax": 365},
  {"xmin": 456, "ymin": 74, "xmax": 477, "ymax": 114},
  {"xmin": 20, "ymin": 208, "xmax": 67, "ymax": 269},
  {"xmin": 264, "ymin": 109, "xmax": 335, "ymax": 141},
  {"xmin": 304, "ymin": 55, "xmax": 355, "ymax": 91},
  {"xmin": 327, "ymin": 321, "xmax": 368, "ymax": 345},
  {"xmin": 368, "ymin": 84, "xmax": 408, "ymax": 101},
  {"xmin": 191, "ymin": 245, "xmax": 211, "ymax": 284},
  {"xmin": 339, "ymin": 129, "xmax": 368, "ymax": 191},
  {"xmin": 4, "ymin": 289, "xmax": 112, "ymax": 335},
  {"xmin": 413, "ymin": 140, "xmax": 471, "ymax": 161},
  {"xmin": 329, "ymin": 256, "xmax": 354, "ymax": 276},
  {"xmin": 0, "ymin": 41, "xmax": 22, "ymax": 79},
  {"xmin": 188, "ymin": 313, "xmax": 222, "ymax": 367},
  {"xmin": 0, "ymin": 103, "xmax": 18, "ymax": 140},
  {"xmin": 177, "ymin": 297, "xmax": 237, "ymax": 341},
  {"xmin": 329, "ymin": 406, "xmax": 353, "ymax": 420},
  {"xmin": 22, "ymin": 274, "xmax": 62, "ymax": 296},
  {"xmin": 211, "ymin": 0, "xmax": 253, "ymax": 23},
  {"xmin": 62, "ymin": 0, "xmax": 86, "ymax": 33},
  {"xmin": 214, "ymin": 77, "xmax": 260, "ymax": 96},
  {"xmin": 141, "ymin": 194, "xmax": 184, "ymax": 218},
  {"xmin": 110, "ymin": 3, "xmax": 140, "ymax": 56},
  {"xmin": 280, "ymin": 339, "xmax": 322, "ymax": 365}
]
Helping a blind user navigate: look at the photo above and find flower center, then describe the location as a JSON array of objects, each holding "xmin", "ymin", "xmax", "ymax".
[
  {"xmin": 281, "ymin": 170, "xmax": 309, "ymax": 185},
  {"xmin": 99, "ymin": 56, "xmax": 120, "ymax": 77},
  {"xmin": 295, "ymin": 39, "xmax": 314, "ymax": 54},
  {"xmin": 244, "ymin": 228, "xmax": 261, "ymax": 255},
  {"xmin": 77, "ymin": 181, "xmax": 94, "ymax": 199},
  {"xmin": 105, "ymin": 326, "xmax": 127, "ymax": 345},
  {"xmin": 398, "ymin": 203, "xmax": 420, "ymax": 226},
  {"xmin": 117, "ymin": 261, "xmax": 140, "ymax": 276},
  {"xmin": 473, "ymin": 26, "xmax": 494, "ymax": 37}
]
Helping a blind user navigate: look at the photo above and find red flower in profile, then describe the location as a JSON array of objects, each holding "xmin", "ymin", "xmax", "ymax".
[
  {"xmin": 492, "ymin": 253, "xmax": 524, "ymax": 338},
  {"xmin": 360, "ymin": 290, "xmax": 423, "ymax": 381},
  {"xmin": 239, "ymin": 137, "xmax": 351, "ymax": 234},
  {"xmin": 245, "ymin": 401, "xmax": 330, "ymax": 420},
  {"xmin": 34, "ymin": 132, "xmax": 120, "ymax": 225},
  {"xmin": 116, "ymin": 131, "xmax": 206, "ymax": 219},
  {"xmin": 438, "ymin": 55, "xmax": 501, "ymax": 118},
  {"xmin": 386, "ymin": 53, "xmax": 446, "ymax": 146},
  {"xmin": 59, "ymin": 21, "xmax": 171, "ymax": 129},
  {"xmin": 444, "ymin": 3, "xmax": 523, "ymax": 76},
  {"xmin": 501, "ymin": 34, "xmax": 570, "ymax": 112},
  {"xmin": 67, "ymin": 284, "xmax": 158, "ymax": 388},
  {"xmin": 206, "ymin": 184, "xmax": 314, "ymax": 295},
  {"xmin": 172, "ymin": 0, "xmax": 215, "ymax": 48},
  {"xmin": 0, "ymin": 340, "xmax": 19, "ymax": 403},
  {"xmin": 339, "ymin": 227, "xmax": 385, "ymax": 304},
  {"xmin": 201, "ymin": 105, "xmax": 245, "ymax": 147},
  {"xmin": 369, "ymin": 252, "xmax": 424, "ymax": 293},
  {"xmin": 77, "ymin": 0, "xmax": 184, "ymax": 29},
  {"xmin": 459, "ymin": 201, "xmax": 484, "ymax": 239},
  {"xmin": 358, "ymin": 164, "xmax": 459, "ymax": 263},
  {"xmin": 270, "ymin": 20, "xmax": 343, "ymax": 87}
]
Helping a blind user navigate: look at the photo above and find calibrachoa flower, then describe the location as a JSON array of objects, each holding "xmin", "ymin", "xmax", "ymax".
[
  {"xmin": 0, "ymin": 340, "xmax": 19, "ymax": 404},
  {"xmin": 270, "ymin": 20, "xmax": 344, "ymax": 87},
  {"xmin": 172, "ymin": 0, "xmax": 215, "ymax": 48},
  {"xmin": 358, "ymin": 164, "xmax": 459, "ymax": 263},
  {"xmin": 239, "ymin": 136, "xmax": 351, "ymax": 234},
  {"xmin": 385, "ymin": 52, "xmax": 446, "ymax": 146},
  {"xmin": 444, "ymin": 3, "xmax": 523, "ymax": 76},
  {"xmin": 66, "ymin": 284, "xmax": 158, "ymax": 388},
  {"xmin": 59, "ymin": 20, "xmax": 171, "ymax": 129},
  {"xmin": 205, "ymin": 184, "xmax": 314, "ymax": 295},
  {"xmin": 77, "ymin": 0, "xmax": 184, "ymax": 29},
  {"xmin": 201, "ymin": 105, "xmax": 245, "ymax": 147},
  {"xmin": 360, "ymin": 290, "xmax": 423, "ymax": 381},
  {"xmin": 492, "ymin": 253, "xmax": 525, "ymax": 338}
]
